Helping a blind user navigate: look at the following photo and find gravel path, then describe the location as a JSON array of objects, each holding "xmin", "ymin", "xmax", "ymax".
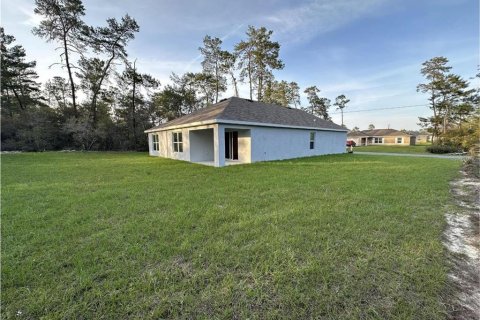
[{"xmin": 444, "ymin": 161, "xmax": 479, "ymax": 319}]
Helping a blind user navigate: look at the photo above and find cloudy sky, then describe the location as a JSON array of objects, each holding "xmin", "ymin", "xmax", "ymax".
[{"xmin": 2, "ymin": 0, "xmax": 478, "ymax": 130}]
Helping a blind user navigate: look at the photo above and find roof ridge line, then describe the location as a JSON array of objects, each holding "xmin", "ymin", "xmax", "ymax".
[{"xmin": 215, "ymin": 96, "xmax": 235, "ymax": 120}]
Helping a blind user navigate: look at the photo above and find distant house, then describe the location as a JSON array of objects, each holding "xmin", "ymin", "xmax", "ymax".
[
  {"xmin": 415, "ymin": 134, "xmax": 432, "ymax": 144},
  {"xmin": 348, "ymin": 129, "xmax": 416, "ymax": 146},
  {"xmin": 144, "ymin": 97, "xmax": 347, "ymax": 167}
]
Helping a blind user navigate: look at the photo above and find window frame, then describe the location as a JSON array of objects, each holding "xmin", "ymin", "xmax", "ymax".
[
  {"xmin": 396, "ymin": 137, "xmax": 403, "ymax": 144},
  {"xmin": 152, "ymin": 134, "xmax": 159, "ymax": 151},
  {"xmin": 373, "ymin": 137, "xmax": 383, "ymax": 144},
  {"xmin": 309, "ymin": 132, "xmax": 315, "ymax": 149},
  {"xmin": 172, "ymin": 132, "xmax": 183, "ymax": 153}
]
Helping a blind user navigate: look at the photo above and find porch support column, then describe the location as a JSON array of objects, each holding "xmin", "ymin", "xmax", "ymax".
[{"xmin": 214, "ymin": 124, "xmax": 225, "ymax": 167}]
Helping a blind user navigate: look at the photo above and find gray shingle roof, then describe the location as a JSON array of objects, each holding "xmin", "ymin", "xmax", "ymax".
[{"xmin": 146, "ymin": 97, "xmax": 346, "ymax": 132}]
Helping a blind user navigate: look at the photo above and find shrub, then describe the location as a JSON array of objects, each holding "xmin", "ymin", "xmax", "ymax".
[
  {"xmin": 440, "ymin": 115, "xmax": 480, "ymax": 154},
  {"xmin": 426, "ymin": 144, "xmax": 461, "ymax": 154}
]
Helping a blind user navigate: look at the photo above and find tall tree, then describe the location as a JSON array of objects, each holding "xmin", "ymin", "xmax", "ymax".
[
  {"xmin": 286, "ymin": 82, "xmax": 301, "ymax": 108},
  {"xmin": 76, "ymin": 57, "xmax": 108, "ymax": 119},
  {"xmin": 151, "ymin": 85, "xmax": 187, "ymax": 121},
  {"xmin": 83, "ymin": 14, "xmax": 139, "ymax": 125},
  {"xmin": 368, "ymin": 124, "xmax": 375, "ymax": 130},
  {"xmin": 334, "ymin": 94, "xmax": 350, "ymax": 126},
  {"xmin": 44, "ymin": 76, "xmax": 70, "ymax": 112},
  {"xmin": 416, "ymin": 57, "xmax": 451, "ymax": 140},
  {"xmin": 436, "ymin": 73, "xmax": 472, "ymax": 135},
  {"xmin": 199, "ymin": 36, "xmax": 227, "ymax": 103},
  {"xmin": 1, "ymin": 28, "xmax": 63, "ymax": 151},
  {"xmin": 220, "ymin": 50, "xmax": 239, "ymax": 97},
  {"xmin": 264, "ymin": 80, "xmax": 300, "ymax": 107},
  {"xmin": 235, "ymin": 35, "xmax": 254, "ymax": 100},
  {"xmin": 235, "ymin": 26, "xmax": 284, "ymax": 100},
  {"xmin": 192, "ymin": 72, "xmax": 217, "ymax": 107},
  {"xmin": 33, "ymin": 0, "xmax": 86, "ymax": 117},
  {"xmin": 1, "ymin": 28, "xmax": 42, "ymax": 112},
  {"xmin": 118, "ymin": 59, "xmax": 159, "ymax": 149},
  {"xmin": 304, "ymin": 86, "xmax": 331, "ymax": 120}
]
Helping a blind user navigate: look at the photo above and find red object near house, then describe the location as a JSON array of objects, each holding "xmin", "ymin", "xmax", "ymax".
[{"xmin": 346, "ymin": 140, "xmax": 356, "ymax": 147}]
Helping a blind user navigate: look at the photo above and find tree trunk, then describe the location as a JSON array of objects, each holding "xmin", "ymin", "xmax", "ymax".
[
  {"xmin": 90, "ymin": 54, "xmax": 116, "ymax": 127},
  {"xmin": 257, "ymin": 73, "xmax": 263, "ymax": 101},
  {"xmin": 247, "ymin": 54, "xmax": 252, "ymax": 100},
  {"xmin": 443, "ymin": 104, "xmax": 450, "ymax": 135},
  {"xmin": 91, "ymin": 95, "xmax": 97, "ymax": 125},
  {"xmin": 215, "ymin": 61, "xmax": 219, "ymax": 103},
  {"xmin": 231, "ymin": 72, "xmax": 239, "ymax": 97},
  {"xmin": 63, "ymin": 35, "xmax": 77, "ymax": 117},
  {"xmin": 430, "ymin": 90, "xmax": 438, "ymax": 141},
  {"xmin": 132, "ymin": 60, "xmax": 137, "ymax": 150},
  {"xmin": 11, "ymin": 87, "xmax": 25, "ymax": 110}
]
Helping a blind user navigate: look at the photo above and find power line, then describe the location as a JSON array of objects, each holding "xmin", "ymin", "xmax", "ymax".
[{"xmin": 330, "ymin": 104, "xmax": 429, "ymax": 114}]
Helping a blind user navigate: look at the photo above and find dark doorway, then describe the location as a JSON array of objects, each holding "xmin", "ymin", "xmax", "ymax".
[{"xmin": 225, "ymin": 131, "xmax": 238, "ymax": 160}]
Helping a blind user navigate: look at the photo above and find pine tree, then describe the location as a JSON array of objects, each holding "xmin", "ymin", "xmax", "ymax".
[
  {"xmin": 199, "ymin": 36, "xmax": 227, "ymax": 103},
  {"xmin": 33, "ymin": 0, "xmax": 86, "ymax": 116},
  {"xmin": 304, "ymin": 86, "xmax": 331, "ymax": 120},
  {"xmin": 1, "ymin": 28, "xmax": 41, "ymax": 112},
  {"xmin": 333, "ymin": 94, "xmax": 350, "ymax": 126},
  {"xmin": 235, "ymin": 26, "xmax": 284, "ymax": 100}
]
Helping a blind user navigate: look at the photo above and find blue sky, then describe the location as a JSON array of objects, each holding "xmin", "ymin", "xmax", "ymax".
[{"xmin": 2, "ymin": 0, "xmax": 478, "ymax": 130}]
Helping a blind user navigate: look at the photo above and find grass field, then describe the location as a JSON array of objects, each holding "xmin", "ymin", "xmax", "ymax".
[
  {"xmin": 2, "ymin": 152, "xmax": 461, "ymax": 319},
  {"xmin": 354, "ymin": 145, "xmax": 429, "ymax": 154}
]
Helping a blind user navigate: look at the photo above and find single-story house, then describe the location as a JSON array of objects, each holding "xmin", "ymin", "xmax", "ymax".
[
  {"xmin": 347, "ymin": 129, "xmax": 416, "ymax": 146},
  {"xmin": 144, "ymin": 97, "xmax": 347, "ymax": 167}
]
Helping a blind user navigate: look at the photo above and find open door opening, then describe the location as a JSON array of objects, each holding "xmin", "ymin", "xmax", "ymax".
[{"xmin": 225, "ymin": 131, "xmax": 238, "ymax": 160}]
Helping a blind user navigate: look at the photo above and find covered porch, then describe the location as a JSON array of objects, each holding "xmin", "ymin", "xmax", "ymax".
[{"xmin": 189, "ymin": 125, "xmax": 251, "ymax": 167}]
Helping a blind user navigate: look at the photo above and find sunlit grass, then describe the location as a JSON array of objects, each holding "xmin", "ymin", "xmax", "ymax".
[{"xmin": 2, "ymin": 152, "xmax": 460, "ymax": 319}]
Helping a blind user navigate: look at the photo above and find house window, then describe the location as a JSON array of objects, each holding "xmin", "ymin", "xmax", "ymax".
[
  {"xmin": 396, "ymin": 137, "xmax": 403, "ymax": 144},
  {"xmin": 310, "ymin": 132, "xmax": 315, "ymax": 149},
  {"xmin": 173, "ymin": 132, "xmax": 183, "ymax": 152},
  {"xmin": 373, "ymin": 137, "xmax": 383, "ymax": 144},
  {"xmin": 152, "ymin": 134, "xmax": 159, "ymax": 151}
]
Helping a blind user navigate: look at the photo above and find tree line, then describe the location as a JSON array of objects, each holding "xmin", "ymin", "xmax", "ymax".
[
  {"xmin": 4, "ymin": 1, "xmax": 476, "ymax": 153},
  {"xmin": 417, "ymin": 57, "xmax": 479, "ymax": 152},
  {"xmin": 1, "ymin": 0, "xmax": 349, "ymax": 152}
]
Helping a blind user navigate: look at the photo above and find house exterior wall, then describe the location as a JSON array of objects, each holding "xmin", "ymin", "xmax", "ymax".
[
  {"xmin": 347, "ymin": 135, "xmax": 413, "ymax": 146},
  {"xmin": 237, "ymin": 129, "xmax": 252, "ymax": 163},
  {"xmin": 382, "ymin": 136, "xmax": 414, "ymax": 145},
  {"xmin": 250, "ymin": 127, "xmax": 346, "ymax": 162},
  {"xmin": 149, "ymin": 128, "xmax": 191, "ymax": 161},
  {"xmin": 149, "ymin": 125, "xmax": 217, "ymax": 162},
  {"xmin": 148, "ymin": 124, "xmax": 346, "ymax": 166},
  {"xmin": 224, "ymin": 127, "xmax": 252, "ymax": 164},
  {"xmin": 416, "ymin": 134, "xmax": 431, "ymax": 144},
  {"xmin": 189, "ymin": 128, "xmax": 214, "ymax": 162}
]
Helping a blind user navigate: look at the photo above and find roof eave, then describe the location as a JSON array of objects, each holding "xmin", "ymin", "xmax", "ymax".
[
  {"xmin": 144, "ymin": 118, "xmax": 348, "ymax": 133},
  {"xmin": 217, "ymin": 119, "xmax": 347, "ymax": 132},
  {"xmin": 144, "ymin": 119, "xmax": 219, "ymax": 133}
]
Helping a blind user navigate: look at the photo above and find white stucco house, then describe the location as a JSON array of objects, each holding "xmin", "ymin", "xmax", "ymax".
[{"xmin": 144, "ymin": 97, "xmax": 347, "ymax": 167}]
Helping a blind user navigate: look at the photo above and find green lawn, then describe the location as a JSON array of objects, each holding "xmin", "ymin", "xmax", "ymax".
[
  {"xmin": 2, "ymin": 152, "xmax": 460, "ymax": 319},
  {"xmin": 355, "ymin": 145, "xmax": 429, "ymax": 154}
]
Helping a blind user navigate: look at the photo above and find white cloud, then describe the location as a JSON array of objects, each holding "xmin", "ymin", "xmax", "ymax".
[
  {"xmin": 263, "ymin": 0, "xmax": 389, "ymax": 41},
  {"xmin": 18, "ymin": 5, "xmax": 42, "ymax": 26}
]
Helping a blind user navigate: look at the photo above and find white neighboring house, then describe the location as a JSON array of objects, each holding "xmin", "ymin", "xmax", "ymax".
[{"xmin": 144, "ymin": 97, "xmax": 347, "ymax": 167}]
